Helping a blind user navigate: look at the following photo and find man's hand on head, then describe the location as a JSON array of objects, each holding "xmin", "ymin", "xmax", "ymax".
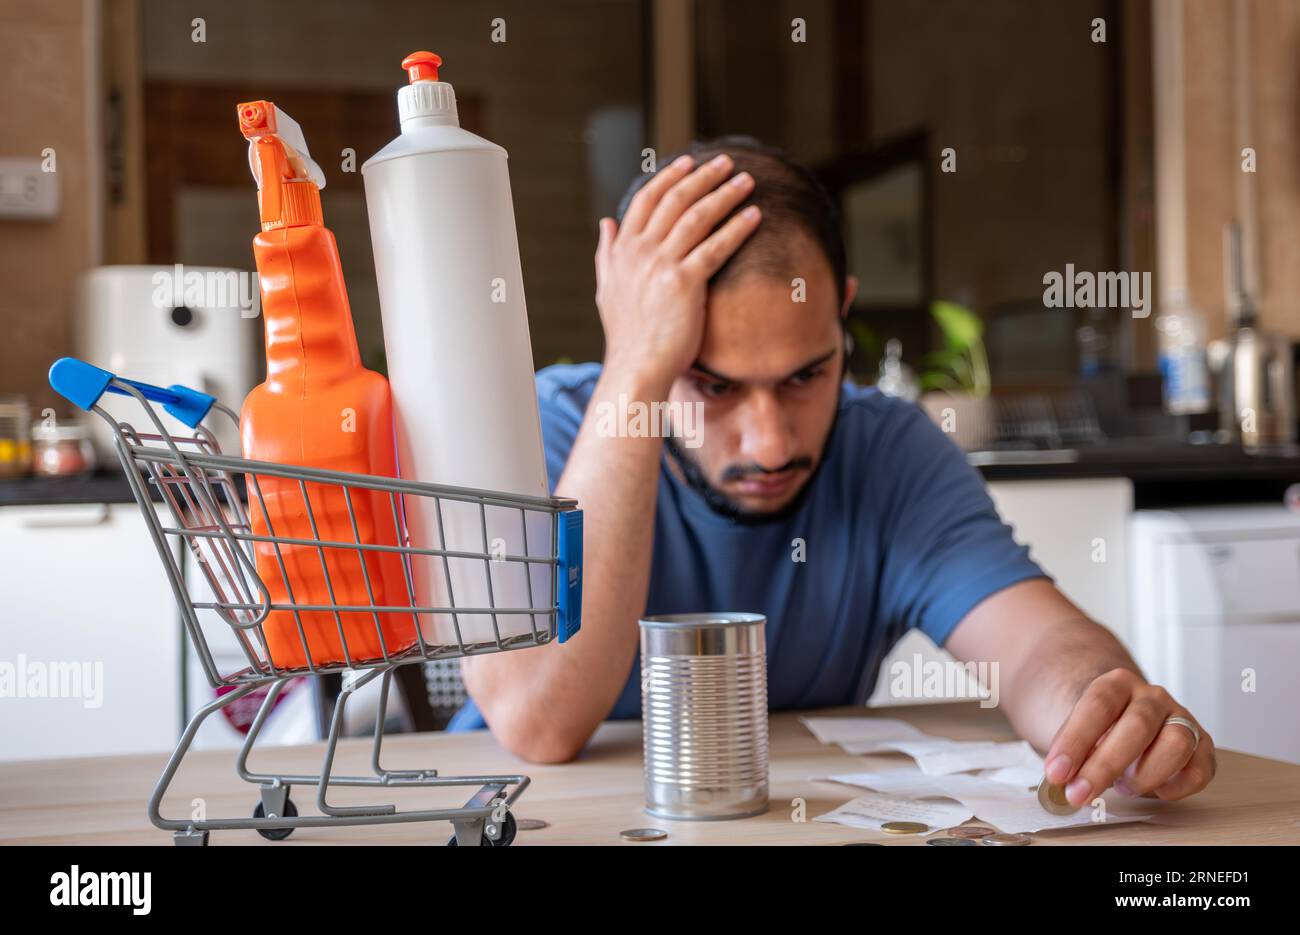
[
  {"xmin": 1045, "ymin": 668, "xmax": 1216, "ymax": 806},
  {"xmin": 594, "ymin": 152, "xmax": 762, "ymax": 393}
]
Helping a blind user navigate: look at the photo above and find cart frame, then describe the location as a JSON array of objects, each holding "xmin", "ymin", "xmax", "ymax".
[{"xmin": 49, "ymin": 357, "xmax": 582, "ymax": 846}]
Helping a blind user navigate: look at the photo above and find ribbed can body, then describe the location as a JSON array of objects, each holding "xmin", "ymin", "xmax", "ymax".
[{"xmin": 639, "ymin": 613, "xmax": 769, "ymax": 820}]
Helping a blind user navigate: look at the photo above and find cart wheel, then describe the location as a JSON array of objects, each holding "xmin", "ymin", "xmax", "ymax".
[
  {"xmin": 447, "ymin": 832, "xmax": 489, "ymax": 847},
  {"xmin": 448, "ymin": 813, "xmax": 516, "ymax": 847},
  {"xmin": 494, "ymin": 811, "xmax": 518, "ymax": 846},
  {"xmin": 253, "ymin": 797, "xmax": 298, "ymax": 841}
]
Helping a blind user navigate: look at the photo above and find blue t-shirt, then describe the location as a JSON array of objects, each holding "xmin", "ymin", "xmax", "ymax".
[{"xmin": 447, "ymin": 362, "xmax": 1045, "ymax": 731}]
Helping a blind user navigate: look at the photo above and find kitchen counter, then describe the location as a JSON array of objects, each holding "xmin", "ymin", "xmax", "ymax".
[
  {"xmin": 971, "ymin": 442, "xmax": 1300, "ymax": 508},
  {"xmin": 2, "ymin": 704, "xmax": 1297, "ymax": 845},
  {"xmin": 4, "ymin": 441, "xmax": 1299, "ymax": 508},
  {"xmin": 970, "ymin": 440, "xmax": 1300, "ymax": 481},
  {"xmin": 0, "ymin": 468, "xmax": 150, "ymax": 507}
]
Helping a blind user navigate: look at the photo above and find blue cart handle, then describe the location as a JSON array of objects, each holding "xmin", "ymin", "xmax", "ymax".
[{"xmin": 48, "ymin": 357, "xmax": 217, "ymax": 429}]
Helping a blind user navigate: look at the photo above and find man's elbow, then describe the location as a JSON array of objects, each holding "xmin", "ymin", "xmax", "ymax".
[
  {"xmin": 488, "ymin": 717, "xmax": 587, "ymax": 759},
  {"xmin": 491, "ymin": 715, "xmax": 589, "ymax": 764},
  {"xmin": 461, "ymin": 661, "xmax": 597, "ymax": 762},
  {"xmin": 502, "ymin": 731, "xmax": 586, "ymax": 764}
]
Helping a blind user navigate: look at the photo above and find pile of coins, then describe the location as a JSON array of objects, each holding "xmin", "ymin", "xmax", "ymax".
[{"xmin": 866, "ymin": 821, "xmax": 1032, "ymax": 846}]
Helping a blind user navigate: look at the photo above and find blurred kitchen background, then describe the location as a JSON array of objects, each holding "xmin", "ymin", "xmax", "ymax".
[{"xmin": 3, "ymin": 1, "xmax": 1299, "ymax": 763}]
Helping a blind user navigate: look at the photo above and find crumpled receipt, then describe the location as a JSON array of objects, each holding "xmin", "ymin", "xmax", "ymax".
[
  {"xmin": 814, "ymin": 791, "xmax": 974, "ymax": 832},
  {"xmin": 801, "ymin": 715, "xmax": 929, "ymax": 746},
  {"xmin": 824, "ymin": 768, "xmax": 1157, "ymax": 834},
  {"xmin": 800, "ymin": 716, "xmax": 1044, "ymax": 776}
]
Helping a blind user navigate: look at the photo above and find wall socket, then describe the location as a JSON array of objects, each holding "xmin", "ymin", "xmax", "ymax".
[{"xmin": 0, "ymin": 157, "xmax": 59, "ymax": 220}]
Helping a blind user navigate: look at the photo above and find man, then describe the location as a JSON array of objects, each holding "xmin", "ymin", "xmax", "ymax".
[{"xmin": 452, "ymin": 137, "xmax": 1215, "ymax": 810}]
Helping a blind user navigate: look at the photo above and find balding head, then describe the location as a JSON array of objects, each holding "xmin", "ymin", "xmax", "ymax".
[{"xmin": 616, "ymin": 136, "xmax": 847, "ymax": 308}]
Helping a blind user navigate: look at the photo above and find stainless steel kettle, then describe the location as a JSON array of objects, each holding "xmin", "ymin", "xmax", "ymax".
[
  {"xmin": 1209, "ymin": 224, "xmax": 1296, "ymax": 448},
  {"xmin": 1210, "ymin": 325, "xmax": 1295, "ymax": 447}
]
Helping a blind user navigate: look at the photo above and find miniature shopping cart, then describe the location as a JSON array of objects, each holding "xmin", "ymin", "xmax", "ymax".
[{"xmin": 49, "ymin": 357, "xmax": 582, "ymax": 846}]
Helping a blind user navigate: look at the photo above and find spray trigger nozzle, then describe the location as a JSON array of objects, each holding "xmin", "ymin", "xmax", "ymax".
[{"xmin": 238, "ymin": 101, "xmax": 327, "ymax": 192}]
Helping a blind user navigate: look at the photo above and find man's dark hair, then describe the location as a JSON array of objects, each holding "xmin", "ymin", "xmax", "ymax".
[{"xmin": 615, "ymin": 136, "xmax": 847, "ymax": 307}]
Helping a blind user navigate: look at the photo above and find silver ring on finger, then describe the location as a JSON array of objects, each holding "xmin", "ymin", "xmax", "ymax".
[{"xmin": 1163, "ymin": 715, "xmax": 1200, "ymax": 751}]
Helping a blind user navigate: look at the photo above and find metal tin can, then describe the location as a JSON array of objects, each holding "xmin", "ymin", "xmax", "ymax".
[{"xmin": 639, "ymin": 613, "xmax": 769, "ymax": 820}]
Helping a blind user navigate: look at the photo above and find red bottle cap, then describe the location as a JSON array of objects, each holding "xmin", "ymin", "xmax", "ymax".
[{"xmin": 401, "ymin": 51, "xmax": 442, "ymax": 83}]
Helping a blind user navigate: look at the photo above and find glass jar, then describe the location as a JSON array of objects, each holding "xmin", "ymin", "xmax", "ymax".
[
  {"xmin": 0, "ymin": 395, "xmax": 33, "ymax": 478},
  {"xmin": 31, "ymin": 421, "xmax": 97, "ymax": 478}
]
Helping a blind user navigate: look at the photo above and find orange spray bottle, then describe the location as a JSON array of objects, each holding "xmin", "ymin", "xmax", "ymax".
[{"xmin": 237, "ymin": 101, "xmax": 415, "ymax": 669}]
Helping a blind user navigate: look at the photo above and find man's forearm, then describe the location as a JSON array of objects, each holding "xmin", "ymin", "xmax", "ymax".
[
  {"xmin": 949, "ymin": 580, "xmax": 1144, "ymax": 752},
  {"xmin": 461, "ymin": 365, "xmax": 670, "ymax": 761},
  {"xmin": 1002, "ymin": 616, "xmax": 1141, "ymax": 752}
]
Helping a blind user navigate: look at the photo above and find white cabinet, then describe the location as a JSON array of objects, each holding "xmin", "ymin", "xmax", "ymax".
[
  {"xmin": 1130, "ymin": 506, "xmax": 1300, "ymax": 764},
  {"xmin": 869, "ymin": 476, "xmax": 1133, "ymax": 707},
  {"xmin": 985, "ymin": 477, "xmax": 1133, "ymax": 644},
  {"xmin": 0, "ymin": 501, "xmax": 182, "ymax": 760}
]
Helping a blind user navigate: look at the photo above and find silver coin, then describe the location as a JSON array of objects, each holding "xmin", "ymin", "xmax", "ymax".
[
  {"xmin": 981, "ymin": 832, "xmax": 1032, "ymax": 846},
  {"xmin": 927, "ymin": 837, "xmax": 977, "ymax": 846},
  {"xmin": 620, "ymin": 827, "xmax": 668, "ymax": 842},
  {"xmin": 1036, "ymin": 777, "xmax": 1081, "ymax": 816},
  {"xmin": 515, "ymin": 818, "xmax": 549, "ymax": 831}
]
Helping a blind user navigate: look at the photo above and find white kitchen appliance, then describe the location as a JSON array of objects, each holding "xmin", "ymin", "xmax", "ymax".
[
  {"xmin": 1130, "ymin": 505, "xmax": 1300, "ymax": 764},
  {"xmin": 74, "ymin": 265, "xmax": 260, "ymax": 458}
]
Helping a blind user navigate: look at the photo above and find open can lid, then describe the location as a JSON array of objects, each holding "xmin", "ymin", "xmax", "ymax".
[{"xmin": 639, "ymin": 612, "xmax": 766, "ymax": 630}]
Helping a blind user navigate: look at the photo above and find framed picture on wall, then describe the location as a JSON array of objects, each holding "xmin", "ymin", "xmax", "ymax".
[
  {"xmin": 818, "ymin": 130, "xmax": 932, "ymax": 310},
  {"xmin": 817, "ymin": 130, "xmax": 933, "ymax": 376}
]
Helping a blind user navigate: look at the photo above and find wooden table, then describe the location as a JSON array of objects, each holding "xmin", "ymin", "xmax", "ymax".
[{"xmin": 3, "ymin": 703, "xmax": 1298, "ymax": 845}]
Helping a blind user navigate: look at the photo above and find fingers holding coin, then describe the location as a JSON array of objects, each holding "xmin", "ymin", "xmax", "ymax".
[
  {"xmin": 1042, "ymin": 668, "xmax": 1135, "ymax": 801},
  {"xmin": 1044, "ymin": 669, "xmax": 1214, "ymax": 807},
  {"xmin": 1066, "ymin": 689, "xmax": 1186, "ymax": 806}
]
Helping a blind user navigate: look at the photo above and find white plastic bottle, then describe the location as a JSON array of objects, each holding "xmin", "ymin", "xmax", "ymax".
[
  {"xmin": 363, "ymin": 51, "xmax": 551, "ymax": 649},
  {"xmin": 1155, "ymin": 292, "xmax": 1211, "ymax": 416}
]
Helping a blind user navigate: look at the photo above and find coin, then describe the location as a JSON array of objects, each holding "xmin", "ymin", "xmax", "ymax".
[
  {"xmin": 515, "ymin": 818, "xmax": 549, "ymax": 831},
  {"xmin": 927, "ymin": 837, "xmax": 976, "ymax": 846},
  {"xmin": 946, "ymin": 825, "xmax": 995, "ymax": 839},
  {"xmin": 1037, "ymin": 777, "xmax": 1081, "ymax": 816},
  {"xmin": 981, "ymin": 832, "xmax": 1032, "ymax": 846},
  {"xmin": 620, "ymin": 827, "xmax": 667, "ymax": 842},
  {"xmin": 842, "ymin": 842, "xmax": 885, "ymax": 846},
  {"xmin": 881, "ymin": 821, "xmax": 929, "ymax": 835}
]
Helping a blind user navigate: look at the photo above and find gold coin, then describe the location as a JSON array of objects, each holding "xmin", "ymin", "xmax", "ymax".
[
  {"xmin": 981, "ymin": 832, "xmax": 1032, "ymax": 846},
  {"xmin": 1036, "ymin": 777, "xmax": 1081, "ymax": 816},
  {"xmin": 881, "ymin": 821, "xmax": 929, "ymax": 835}
]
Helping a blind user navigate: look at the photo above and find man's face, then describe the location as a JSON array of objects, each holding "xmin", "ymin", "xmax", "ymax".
[{"xmin": 665, "ymin": 236, "xmax": 852, "ymax": 519}]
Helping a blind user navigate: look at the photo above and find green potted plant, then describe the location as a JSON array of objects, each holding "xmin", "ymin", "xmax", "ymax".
[{"xmin": 918, "ymin": 300, "xmax": 992, "ymax": 450}]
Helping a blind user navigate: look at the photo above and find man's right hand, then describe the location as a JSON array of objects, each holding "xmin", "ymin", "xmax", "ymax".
[{"xmin": 594, "ymin": 152, "xmax": 762, "ymax": 391}]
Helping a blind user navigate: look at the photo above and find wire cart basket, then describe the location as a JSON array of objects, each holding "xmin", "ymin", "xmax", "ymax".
[{"xmin": 50, "ymin": 357, "xmax": 583, "ymax": 846}]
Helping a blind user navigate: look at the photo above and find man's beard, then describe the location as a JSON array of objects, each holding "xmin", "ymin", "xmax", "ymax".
[{"xmin": 663, "ymin": 435, "xmax": 820, "ymax": 525}]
